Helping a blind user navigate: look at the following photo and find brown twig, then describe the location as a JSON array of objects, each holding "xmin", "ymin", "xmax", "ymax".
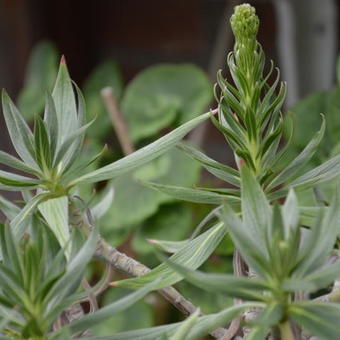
[
  {"xmin": 69, "ymin": 199, "xmax": 228, "ymax": 338},
  {"xmin": 95, "ymin": 236, "xmax": 227, "ymax": 338},
  {"xmin": 101, "ymin": 87, "xmax": 135, "ymax": 155}
]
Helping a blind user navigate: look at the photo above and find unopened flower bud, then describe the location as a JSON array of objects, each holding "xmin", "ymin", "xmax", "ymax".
[{"xmin": 230, "ymin": 4, "xmax": 259, "ymax": 45}]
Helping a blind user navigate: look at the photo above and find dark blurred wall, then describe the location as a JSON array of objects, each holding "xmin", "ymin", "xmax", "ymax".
[
  {"xmin": 0, "ymin": 0, "xmax": 339, "ymax": 166},
  {"xmin": 0, "ymin": 0, "xmax": 276, "ymax": 94}
]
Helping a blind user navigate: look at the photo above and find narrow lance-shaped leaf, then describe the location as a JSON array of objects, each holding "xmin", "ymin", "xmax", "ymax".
[
  {"xmin": 0, "ymin": 151, "xmax": 40, "ymax": 176},
  {"xmin": 170, "ymin": 309, "xmax": 200, "ymax": 340},
  {"xmin": 34, "ymin": 114, "xmax": 52, "ymax": 171},
  {"xmin": 143, "ymin": 181, "xmax": 239, "ymax": 205},
  {"xmin": 296, "ymin": 186, "xmax": 340, "ymax": 276},
  {"xmin": 64, "ymin": 279, "xmax": 161, "ymax": 334},
  {"xmin": 1, "ymin": 90, "xmax": 37, "ymax": 167},
  {"xmin": 291, "ymin": 153, "xmax": 340, "ymax": 189},
  {"xmin": 0, "ymin": 195, "xmax": 20, "ymax": 220},
  {"xmin": 10, "ymin": 193, "xmax": 51, "ymax": 237},
  {"xmin": 44, "ymin": 230, "xmax": 99, "ymax": 305},
  {"xmin": 289, "ymin": 302, "xmax": 340, "ymax": 340},
  {"xmin": 161, "ymin": 258, "xmax": 268, "ymax": 301},
  {"xmin": 38, "ymin": 196, "xmax": 71, "ymax": 256},
  {"xmin": 177, "ymin": 142, "xmax": 240, "ymax": 187},
  {"xmin": 282, "ymin": 189, "xmax": 299, "ymax": 238},
  {"xmin": 185, "ymin": 303, "xmax": 259, "ymax": 340},
  {"xmin": 91, "ymin": 186, "xmax": 115, "ymax": 220},
  {"xmin": 86, "ymin": 303, "xmax": 257, "ymax": 340},
  {"xmin": 114, "ymin": 222, "xmax": 227, "ymax": 289},
  {"xmin": 68, "ymin": 111, "xmax": 213, "ymax": 186},
  {"xmin": 55, "ymin": 82, "xmax": 89, "ymax": 173},
  {"xmin": 52, "ymin": 57, "xmax": 79, "ymax": 147},
  {"xmin": 220, "ymin": 204, "xmax": 269, "ymax": 278},
  {"xmin": 245, "ymin": 326, "xmax": 269, "ymax": 340},
  {"xmin": 283, "ymin": 261, "xmax": 340, "ymax": 292},
  {"xmin": 43, "ymin": 92, "xmax": 58, "ymax": 158},
  {"xmin": 147, "ymin": 239, "xmax": 189, "ymax": 254},
  {"xmin": 0, "ymin": 170, "xmax": 43, "ymax": 191},
  {"xmin": 241, "ymin": 165, "xmax": 271, "ymax": 245},
  {"xmin": 267, "ymin": 116, "xmax": 325, "ymax": 190}
]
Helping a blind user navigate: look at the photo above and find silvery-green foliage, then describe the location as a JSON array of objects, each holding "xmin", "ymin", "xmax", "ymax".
[{"xmin": 1, "ymin": 2, "xmax": 340, "ymax": 340}]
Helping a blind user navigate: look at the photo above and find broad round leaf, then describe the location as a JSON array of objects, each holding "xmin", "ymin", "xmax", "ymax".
[{"xmin": 121, "ymin": 64, "xmax": 212, "ymax": 142}]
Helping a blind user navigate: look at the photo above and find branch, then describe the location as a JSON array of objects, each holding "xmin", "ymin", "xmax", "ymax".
[
  {"xmin": 101, "ymin": 87, "xmax": 135, "ymax": 155},
  {"xmin": 95, "ymin": 236, "xmax": 227, "ymax": 338},
  {"xmin": 69, "ymin": 200, "xmax": 228, "ymax": 338}
]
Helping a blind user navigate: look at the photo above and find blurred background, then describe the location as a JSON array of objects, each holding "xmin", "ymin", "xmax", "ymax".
[
  {"xmin": 1, "ymin": 0, "xmax": 340, "ymax": 151},
  {"xmin": 1, "ymin": 0, "xmax": 340, "ymax": 337}
]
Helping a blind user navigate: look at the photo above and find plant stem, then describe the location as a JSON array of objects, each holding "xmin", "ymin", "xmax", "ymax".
[
  {"xmin": 70, "ymin": 202, "xmax": 228, "ymax": 339},
  {"xmin": 96, "ymin": 236, "xmax": 227, "ymax": 338},
  {"xmin": 101, "ymin": 86, "xmax": 135, "ymax": 155},
  {"xmin": 279, "ymin": 321, "xmax": 295, "ymax": 340}
]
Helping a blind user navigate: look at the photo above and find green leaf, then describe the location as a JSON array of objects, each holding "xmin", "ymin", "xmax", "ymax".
[
  {"xmin": 185, "ymin": 303, "xmax": 257, "ymax": 340},
  {"xmin": 146, "ymin": 239, "xmax": 189, "ymax": 253},
  {"xmin": 0, "ymin": 152, "xmax": 40, "ymax": 177},
  {"xmin": 52, "ymin": 58, "xmax": 79, "ymax": 147},
  {"xmin": 291, "ymin": 154, "xmax": 340, "ymax": 189},
  {"xmin": 288, "ymin": 92, "xmax": 329, "ymax": 159},
  {"xmin": 84, "ymin": 303, "xmax": 255, "ymax": 340},
  {"xmin": 283, "ymin": 261, "xmax": 340, "ymax": 292},
  {"xmin": 52, "ymin": 116, "xmax": 95, "ymax": 169},
  {"xmin": 34, "ymin": 114, "xmax": 52, "ymax": 170},
  {"xmin": 38, "ymin": 196, "xmax": 70, "ymax": 255},
  {"xmin": 170, "ymin": 308, "xmax": 200, "ymax": 340},
  {"xmin": 220, "ymin": 204, "xmax": 268, "ymax": 277},
  {"xmin": 282, "ymin": 189, "xmax": 299, "ymax": 236},
  {"xmin": 2, "ymin": 90, "xmax": 37, "ymax": 167},
  {"xmin": 98, "ymin": 150, "xmax": 187, "ymax": 235},
  {"xmin": 10, "ymin": 193, "xmax": 51, "ymax": 237},
  {"xmin": 115, "ymin": 222, "xmax": 226, "ymax": 289},
  {"xmin": 85, "ymin": 323, "xmax": 180, "ymax": 340},
  {"xmin": 65, "ymin": 279, "xmax": 160, "ymax": 334},
  {"xmin": 69, "ymin": 111, "xmax": 211, "ymax": 185},
  {"xmin": 289, "ymin": 302, "xmax": 340, "ymax": 339},
  {"xmin": 299, "ymin": 206, "xmax": 325, "ymax": 227},
  {"xmin": 296, "ymin": 187, "xmax": 340, "ymax": 276},
  {"xmin": 17, "ymin": 40, "xmax": 58, "ymax": 120},
  {"xmin": 0, "ymin": 195, "xmax": 20, "ymax": 220},
  {"xmin": 160, "ymin": 260, "xmax": 268, "ymax": 301},
  {"xmin": 268, "ymin": 116, "xmax": 325, "ymax": 190},
  {"xmin": 253, "ymin": 303, "xmax": 284, "ymax": 326},
  {"xmin": 43, "ymin": 92, "xmax": 59, "ymax": 158},
  {"xmin": 55, "ymin": 81, "xmax": 88, "ymax": 174},
  {"xmin": 0, "ymin": 170, "xmax": 43, "ymax": 190},
  {"xmin": 91, "ymin": 286, "xmax": 153, "ymax": 336},
  {"xmin": 121, "ymin": 64, "xmax": 212, "ymax": 142},
  {"xmin": 245, "ymin": 326, "xmax": 269, "ymax": 340},
  {"xmin": 241, "ymin": 166, "xmax": 271, "ymax": 246},
  {"xmin": 177, "ymin": 142, "xmax": 240, "ymax": 186},
  {"xmin": 91, "ymin": 186, "xmax": 115, "ymax": 220},
  {"xmin": 143, "ymin": 182, "xmax": 238, "ymax": 205},
  {"xmin": 83, "ymin": 60, "xmax": 123, "ymax": 139},
  {"xmin": 44, "ymin": 231, "xmax": 98, "ymax": 305}
]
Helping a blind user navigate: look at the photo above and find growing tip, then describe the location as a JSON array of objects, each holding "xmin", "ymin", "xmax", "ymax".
[
  {"xmin": 60, "ymin": 55, "xmax": 66, "ymax": 65},
  {"xmin": 146, "ymin": 239, "xmax": 158, "ymax": 244},
  {"xmin": 230, "ymin": 3, "xmax": 259, "ymax": 44},
  {"xmin": 109, "ymin": 281, "xmax": 119, "ymax": 287}
]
